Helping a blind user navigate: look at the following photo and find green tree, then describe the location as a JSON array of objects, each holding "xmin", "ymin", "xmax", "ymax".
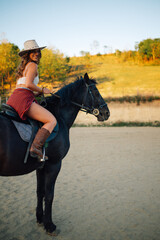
[
  {"xmin": 151, "ymin": 39, "xmax": 160, "ymax": 60},
  {"xmin": 138, "ymin": 39, "xmax": 153, "ymax": 60},
  {"xmin": 0, "ymin": 41, "xmax": 19, "ymax": 91},
  {"xmin": 137, "ymin": 38, "xmax": 160, "ymax": 62},
  {"xmin": 39, "ymin": 48, "xmax": 70, "ymax": 83}
]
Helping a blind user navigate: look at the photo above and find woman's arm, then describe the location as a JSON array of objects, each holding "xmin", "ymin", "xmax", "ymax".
[{"xmin": 25, "ymin": 63, "xmax": 51, "ymax": 94}]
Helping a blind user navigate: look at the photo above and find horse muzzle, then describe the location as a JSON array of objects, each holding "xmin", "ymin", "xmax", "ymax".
[{"xmin": 96, "ymin": 107, "xmax": 110, "ymax": 122}]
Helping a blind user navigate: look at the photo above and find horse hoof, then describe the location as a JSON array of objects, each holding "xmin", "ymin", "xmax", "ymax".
[
  {"xmin": 36, "ymin": 211, "xmax": 44, "ymax": 225},
  {"xmin": 37, "ymin": 219, "xmax": 44, "ymax": 227},
  {"xmin": 46, "ymin": 229, "xmax": 60, "ymax": 236},
  {"xmin": 37, "ymin": 222, "xmax": 43, "ymax": 227},
  {"xmin": 44, "ymin": 222, "xmax": 57, "ymax": 235}
]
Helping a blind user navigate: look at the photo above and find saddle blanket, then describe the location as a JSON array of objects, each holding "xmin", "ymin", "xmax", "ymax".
[{"xmin": 12, "ymin": 120, "xmax": 59, "ymax": 143}]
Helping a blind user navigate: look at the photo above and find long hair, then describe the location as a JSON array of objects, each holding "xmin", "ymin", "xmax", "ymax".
[{"xmin": 16, "ymin": 51, "xmax": 41, "ymax": 79}]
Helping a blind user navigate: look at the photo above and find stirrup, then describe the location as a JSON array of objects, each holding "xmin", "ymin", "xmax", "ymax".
[{"xmin": 38, "ymin": 147, "xmax": 48, "ymax": 162}]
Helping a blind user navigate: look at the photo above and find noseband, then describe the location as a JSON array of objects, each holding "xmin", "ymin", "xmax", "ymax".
[{"xmin": 71, "ymin": 81, "xmax": 107, "ymax": 116}]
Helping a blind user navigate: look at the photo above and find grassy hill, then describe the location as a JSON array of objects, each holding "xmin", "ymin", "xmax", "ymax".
[{"xmin": 68, "ymin": 55, "xmax": 160, "ymax": 99}]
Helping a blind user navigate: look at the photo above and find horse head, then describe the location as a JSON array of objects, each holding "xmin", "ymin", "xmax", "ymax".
[
  {"xmin": 46, "ymin": 73, "xmax": 110, "ymax": 123},
  {"xmin": 72, "ymin": 73, "xmax": 110, "ymax": 121}
]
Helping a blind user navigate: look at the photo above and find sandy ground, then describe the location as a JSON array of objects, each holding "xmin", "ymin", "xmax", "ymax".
[{"xmin": 0, "ymin": 127, "xmax": 160, "ymax": 240}]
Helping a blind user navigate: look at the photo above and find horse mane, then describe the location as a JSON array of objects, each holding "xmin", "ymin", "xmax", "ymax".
[
  {"xmin": 45, "ymin": 75, "xmax": 97, "ymax": 108},
  {"xmin": 56, "ymin": 78, "xmax": 82, "ymax": 100},
  {"xmin": 45, "ymin": 78, "xmax": 83, "ymax": 108}
]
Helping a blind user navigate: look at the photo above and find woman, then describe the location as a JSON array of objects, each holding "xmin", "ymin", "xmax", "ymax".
[{"xmin": 7, "ymin": 40, "xmax": 57, "ymax": 161}]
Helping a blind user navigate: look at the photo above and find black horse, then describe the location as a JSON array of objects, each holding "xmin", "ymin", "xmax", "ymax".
[{"xmin": 0, "ymin": 73, "xmax": 110, "ymax": 235}]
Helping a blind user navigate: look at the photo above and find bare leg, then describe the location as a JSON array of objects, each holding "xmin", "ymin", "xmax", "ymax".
[{"xmin": 27, "ymin": 102, "xmax": 57, "ymax": 133}]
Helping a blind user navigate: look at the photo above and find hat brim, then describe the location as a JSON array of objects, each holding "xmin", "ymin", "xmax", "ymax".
[{"xmin": 19, "ymin": 46, "xmax": 46, "ymax": 57}]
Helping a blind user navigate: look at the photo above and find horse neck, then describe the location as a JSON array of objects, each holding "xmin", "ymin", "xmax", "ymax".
[{"xmin": 57, "ymin": 79, "xmax": 85, "ymax": 129}]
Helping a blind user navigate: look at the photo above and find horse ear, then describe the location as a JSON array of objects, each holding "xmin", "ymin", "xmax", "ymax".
[
  {"xmin": 84, "ymin": 73, "xmax": 89, "ymax": 84},
  {"xmin": 84, "ymin": 73, "xmax": 89, "ymax": 80}
]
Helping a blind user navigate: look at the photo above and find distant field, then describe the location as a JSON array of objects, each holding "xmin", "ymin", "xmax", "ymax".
[{"xmin": 69, "ymin": 55, "xmax": 160, "ymax": 98}]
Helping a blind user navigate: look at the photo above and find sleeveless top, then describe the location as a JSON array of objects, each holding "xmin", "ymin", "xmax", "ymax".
[
  {"xmin": 16, "ymin": 62, "xmax": 39, "ymax": 86},
  {"xmin": 17, "ymin": 75, "xmax": 39, "ymax": 85}
]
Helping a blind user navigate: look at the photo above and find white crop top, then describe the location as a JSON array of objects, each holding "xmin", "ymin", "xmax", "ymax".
[{"xmin": 17, "ymin": 75, "xmax": 39, "ymax": 86}]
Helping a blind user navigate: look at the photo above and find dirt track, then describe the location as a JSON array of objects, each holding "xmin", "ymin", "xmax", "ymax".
[{"xmin": 0, "ymin": 127, "xmax": 160, "ymax": 240}]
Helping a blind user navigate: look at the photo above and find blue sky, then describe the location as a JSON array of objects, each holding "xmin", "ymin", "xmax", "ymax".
[{"xmin": 0, "ymin": 0, "xmax": 160, "ymax": 56}]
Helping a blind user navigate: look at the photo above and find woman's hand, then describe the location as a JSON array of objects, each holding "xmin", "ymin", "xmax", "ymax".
[{"xmin": 42, "ymin": 87, "xmax": 51, "ymax": 94}]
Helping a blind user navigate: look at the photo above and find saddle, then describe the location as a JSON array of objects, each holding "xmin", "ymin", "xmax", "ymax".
[{"xmin": 1, "ymin": 103, "xmax": 59, "ymax": 163}]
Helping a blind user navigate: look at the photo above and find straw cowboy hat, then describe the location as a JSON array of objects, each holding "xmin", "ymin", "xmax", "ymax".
[{"xmin": 19, "ymin": 40, "xmax": 46, "ymax": 57}]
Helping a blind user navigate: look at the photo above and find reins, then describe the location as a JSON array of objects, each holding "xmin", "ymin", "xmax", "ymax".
[{"xmin": 39, "ymin": 91, "xmax": 60, "ymax": 108}]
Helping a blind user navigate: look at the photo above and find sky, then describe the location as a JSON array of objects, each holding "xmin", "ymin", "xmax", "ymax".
[{"xmin": 0, "ymin": 0, "xmax": 160, "ymax": 57}]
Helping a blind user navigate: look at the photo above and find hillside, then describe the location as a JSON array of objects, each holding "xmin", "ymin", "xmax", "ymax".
[{"xmin": 68, "ymin": 55, "xmax": 160, "ymax": 98}]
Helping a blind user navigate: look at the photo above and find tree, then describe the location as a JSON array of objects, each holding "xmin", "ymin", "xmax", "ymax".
[
  {"xmin": 0, "ymin": 41, "xmax": 19, "ymax": 91},
  {"xmin": 115, "ymin": 49, "xmax": 121, "ymax": 57},
  {"xmin": 151, "ymin": 39, "xmax": 160, "ymax": 60},
  {"xmin": 39, "ymin": 48, "xmax": 70, "ymax": 83},
  {"xmin": 80, "ymin": 51, "xmax": 90, "ymax": 57},
  {"xmin": 137, "ymin": 38, "xmax": 160, "ymax": 62},
  {"xmin": 138, "ymin": 39, "xmax": 153, "ymax": 60}
]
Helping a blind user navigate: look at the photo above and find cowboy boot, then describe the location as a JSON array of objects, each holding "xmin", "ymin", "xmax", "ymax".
[{"xmin": 30, "ymin": 128, "xmax": 50, "ymax": 161}]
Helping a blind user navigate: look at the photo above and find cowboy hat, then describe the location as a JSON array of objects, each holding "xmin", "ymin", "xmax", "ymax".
[{"xmin": 19, "ymin": 40, "xmax": 46, "ymax": 57}]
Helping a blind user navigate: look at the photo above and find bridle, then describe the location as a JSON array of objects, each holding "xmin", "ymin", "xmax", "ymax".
[{"xmin": 71, "ymin": 81, "xmax": 107, "ymax": 116}]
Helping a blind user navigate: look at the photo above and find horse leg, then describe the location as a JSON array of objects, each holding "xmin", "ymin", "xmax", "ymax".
[
  {"xmin": 36, "ymin": 167, "xmax": 45, "ymax": 225},
  {"xmin": 43, "ymin": 160, "xmax": 62, "ymax": 234}
]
